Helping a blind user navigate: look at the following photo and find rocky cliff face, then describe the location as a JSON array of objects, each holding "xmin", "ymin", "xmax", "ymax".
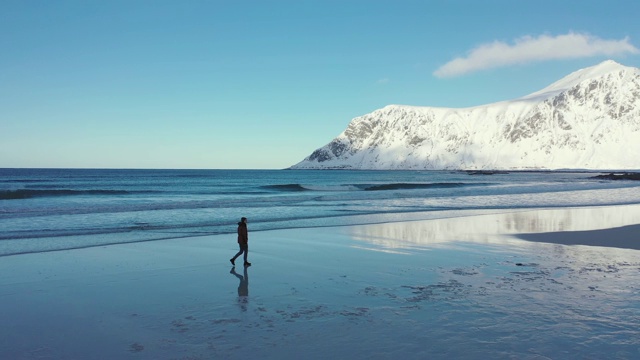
[{"xmin": 291, "ymin": 60, "xmax": 640, "ymax": 170}]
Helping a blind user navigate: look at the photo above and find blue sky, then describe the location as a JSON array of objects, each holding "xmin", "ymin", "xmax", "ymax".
[{"xmin": 2, "ymin": 0, "xmax": 639, "ymax": 169}]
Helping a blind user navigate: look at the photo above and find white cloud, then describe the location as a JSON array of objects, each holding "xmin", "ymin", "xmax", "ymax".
[
  {"xmin": 434, "ymin": 32, "xmax": 640, "ymax": 78},
  {"xmin": 377, "ymin": 77, "xmax": 390, "ymax": 84}
]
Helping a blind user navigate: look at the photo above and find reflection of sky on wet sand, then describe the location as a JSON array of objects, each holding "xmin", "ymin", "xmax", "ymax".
[
  {"xmin": 1, "ymin": 210, "xmax": 638, "ymax": 359},
  {"xmin": 347, "ymin": 204, "xmax": 640, "ymax": 251},
  {"xmin": 345, "ymin": 206, "xmax": 640, "ymax": 360}
]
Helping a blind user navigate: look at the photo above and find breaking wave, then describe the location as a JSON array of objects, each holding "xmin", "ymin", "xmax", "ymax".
[
  {"xmin": 0, "ymin": 189, "xmax": 136, "ymax": 200},
  {"xmin": 262, "ymin": 182, "xmax": 485, "ymax": 192},
  {"xmin": 262, "ymin": 184, "xmax": 310, "ymax": 192},
  {"xmin": 363, "ymin": 182, "xmax": 469, "ymax": 191}
]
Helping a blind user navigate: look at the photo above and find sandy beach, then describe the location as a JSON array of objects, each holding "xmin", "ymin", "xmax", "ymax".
[{"xmin": 1, "ymin": 204, "xmax": 639, "ymax": 360}]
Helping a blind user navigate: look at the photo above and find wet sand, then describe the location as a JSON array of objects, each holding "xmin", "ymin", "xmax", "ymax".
[{"xmin": 1, "ymin": 205, "xmax": 639, "ymax": 359}]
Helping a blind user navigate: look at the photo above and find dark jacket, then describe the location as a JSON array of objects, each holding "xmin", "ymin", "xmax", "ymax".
[{"xmin": 237, "ymin": 221, "xmax": 248, "ymax": 245}]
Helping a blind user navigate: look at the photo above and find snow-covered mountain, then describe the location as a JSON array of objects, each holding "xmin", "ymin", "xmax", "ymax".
[{"xmin": 290, "ymin": 60, "xmax": 640, "ymax": 170}]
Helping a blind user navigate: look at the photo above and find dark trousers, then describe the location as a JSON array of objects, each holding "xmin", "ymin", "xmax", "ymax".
[{"xmin": 232, "ymin": 243, "xmax": 248, "ymax": 263}]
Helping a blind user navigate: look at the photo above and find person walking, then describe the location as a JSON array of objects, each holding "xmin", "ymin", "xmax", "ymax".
[{"xmin": 230, "ymin": 217, "xmax": 251, "ymax": 267}]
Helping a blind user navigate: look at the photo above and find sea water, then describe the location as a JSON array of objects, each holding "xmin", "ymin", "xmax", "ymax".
[{"xmin": 2, "ymin": 168, "xmax": 640, "ymax": 256}]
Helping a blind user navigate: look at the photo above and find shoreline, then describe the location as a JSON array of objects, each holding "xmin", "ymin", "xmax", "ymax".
[
  {"xmin": 4, "ymin": 203, "xmax": 640, "ymax": 258},
  {"xmin": 515, "ymin": 223, "xmax": 640, "ymax": 250},
  {"xmin": 344, "ymin": 203, "xmax": 640, "ymax": 253},
  {"xmin": 1, "ymin": 204, "xmax": 639, "ymax": 359}
]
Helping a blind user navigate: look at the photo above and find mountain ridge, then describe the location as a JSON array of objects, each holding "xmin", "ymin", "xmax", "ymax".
[{"xmin": 291, "ymin": 60, "xmax": 640, "ymax": 170}]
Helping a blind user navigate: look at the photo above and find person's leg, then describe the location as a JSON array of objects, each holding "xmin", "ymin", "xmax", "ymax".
[
  {"xmin": 243, "ymin": 245, "xmax": 249, "ymax": 263},
  {"xmin": 231, "ymin": 244, "xmax": 244, "ymax": 262}
]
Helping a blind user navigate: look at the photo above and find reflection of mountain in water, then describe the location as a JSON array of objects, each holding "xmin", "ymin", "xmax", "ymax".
[{"xmin": 348, "ymin": 204, "xmax": 640, "ymax": 250}]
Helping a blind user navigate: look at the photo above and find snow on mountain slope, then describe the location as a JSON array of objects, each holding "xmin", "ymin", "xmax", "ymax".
[{"xmin": 291, "ymin": 60, "xmax": 640, "ymax": 170}]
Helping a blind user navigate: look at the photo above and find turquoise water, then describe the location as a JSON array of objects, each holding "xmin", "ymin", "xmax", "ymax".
[{"xmin": 1, "ymin": 168, "xmax": 640, "ymax": 255}]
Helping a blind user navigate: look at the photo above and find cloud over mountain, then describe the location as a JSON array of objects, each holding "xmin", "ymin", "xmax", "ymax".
[{"xmin": 434, "ymin": 33, "xmax": 639, "ymax": 78}]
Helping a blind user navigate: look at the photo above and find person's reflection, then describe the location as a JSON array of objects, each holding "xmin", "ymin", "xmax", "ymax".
[{"xmin": 230, "ymin": 266, "xmax": 249, "ymax": 311}]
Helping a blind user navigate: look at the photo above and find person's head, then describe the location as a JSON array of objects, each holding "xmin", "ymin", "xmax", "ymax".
[{"xmin": 241, "ymin": 217, "xmax": 247, "ymax": 223}]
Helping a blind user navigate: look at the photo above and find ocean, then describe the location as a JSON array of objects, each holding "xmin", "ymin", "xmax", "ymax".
[{"xmin": 2, "ymin": 168, "xmax": 640, "ymax": 256}]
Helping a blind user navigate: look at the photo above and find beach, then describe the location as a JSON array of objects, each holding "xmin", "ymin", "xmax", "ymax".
[{"xmin": 1, "ymin": 205, "xmax": 639, "ymax": 360}]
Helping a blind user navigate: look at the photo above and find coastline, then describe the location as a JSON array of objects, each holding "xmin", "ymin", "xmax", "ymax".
[
  {"xmin": 345, "ymin": 203, "xmax": 640, "ymax": 252},
  {"xmin": 516, "ymin": 224, "xmax": 640, "ymax": 250},
  {"xmin": 1, "ymin": 204, "xmax": 639, "ymax": 359}
]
